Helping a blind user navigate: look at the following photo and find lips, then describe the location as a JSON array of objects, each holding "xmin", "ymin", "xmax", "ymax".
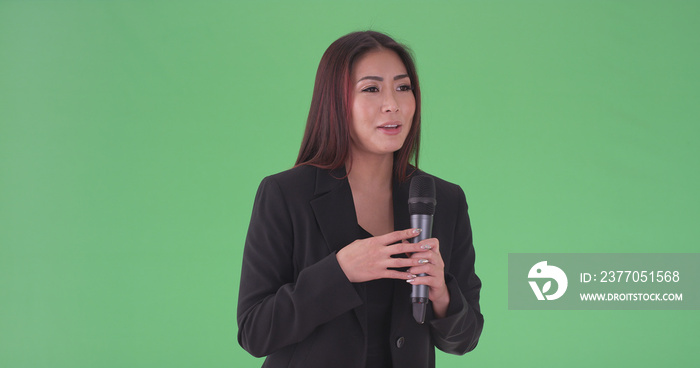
[{"xmin": 377, "ymin": 123, "xmax": 403, "ymax": 135}]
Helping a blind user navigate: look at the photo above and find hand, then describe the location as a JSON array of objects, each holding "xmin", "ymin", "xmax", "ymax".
[
  {"xmin": 337, "ymin": 228, "xmax": 428, "ymax": 283},
  {"xmin": 406, "ymin": 237, "xmax": 451, "ymax": 318}
]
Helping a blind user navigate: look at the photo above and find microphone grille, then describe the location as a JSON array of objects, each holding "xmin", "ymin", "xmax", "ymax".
[{"xmin": 408, "ymin": 175, "xmax": 436, "ymax": 215}]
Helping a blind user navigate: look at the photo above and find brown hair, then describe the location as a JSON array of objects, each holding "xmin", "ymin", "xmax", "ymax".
[{"xmin": 295, "ymin": 31, "xmax": 421, "ymax": 182}]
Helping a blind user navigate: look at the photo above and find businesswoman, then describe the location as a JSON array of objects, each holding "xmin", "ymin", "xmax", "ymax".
[{"xmin": 237, "ymin": 31, "xmax": 483, "ymax": 367}]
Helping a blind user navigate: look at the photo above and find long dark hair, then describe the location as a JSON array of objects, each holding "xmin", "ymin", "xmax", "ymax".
[{"xmin": 295, "ymin": 31, "xmax": 421, "ymax": 182}]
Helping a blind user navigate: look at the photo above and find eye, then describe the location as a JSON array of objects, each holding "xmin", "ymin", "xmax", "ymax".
[
  {"xmin": 397, "ymin": 84, "xmax": 413, "ymax": 92},
  {"xmin": 361, "ymin": 86, "xmax": 379, "ymax": 92}
]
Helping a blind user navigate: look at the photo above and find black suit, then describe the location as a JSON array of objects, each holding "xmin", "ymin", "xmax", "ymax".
[{"xmin": 237, "ymin": 165, "xmax": 483, "ymax": 367}]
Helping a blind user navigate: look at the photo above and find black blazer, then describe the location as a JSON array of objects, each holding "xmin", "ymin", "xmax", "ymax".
[{"xmin": 237, "ymin": 165, "xmax": 483, "ymax": 367}]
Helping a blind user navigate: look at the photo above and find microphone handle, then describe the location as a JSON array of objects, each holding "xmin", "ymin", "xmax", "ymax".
[{"xmin": 410, "ymin": 214, "xmax": 433, "ymax": 324}]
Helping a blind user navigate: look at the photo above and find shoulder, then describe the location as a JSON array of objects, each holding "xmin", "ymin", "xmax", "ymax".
[
  {"xmin": 264, "ymin": 165, "xmax": 317, "ymax": 186},
  {"xmin": 257, "ymin": 165, "xmax": 339, "ymax": 204}
]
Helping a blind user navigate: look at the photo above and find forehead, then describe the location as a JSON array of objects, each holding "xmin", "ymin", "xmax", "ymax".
[{"xmin": 351, "ymin": 49, "xmax": 407, "ymax": 78}]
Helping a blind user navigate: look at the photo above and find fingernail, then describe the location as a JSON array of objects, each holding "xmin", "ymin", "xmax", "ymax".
[
  {"xmin": 407, "ymin": 274, "xmax": 417, "ymax": 279},
  {"xmin": 413, "ymin": 228, "xmax": 423, "ymax": 234},
  {"xmin": 418, "ymin": 259, "xmax": 429, "ymax": 264},
  {"xmin": 406, "ymin": 279, "xmax": 415, "ymax": 283},
  {"xmin": 420, "ymin": 244, "xmax": 432, "ymax": 250}
]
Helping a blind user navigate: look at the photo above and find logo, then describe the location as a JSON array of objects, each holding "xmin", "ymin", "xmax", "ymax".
[{"xmin": 528, "ymin": 261, "xmax": 568, "ymax": 300}]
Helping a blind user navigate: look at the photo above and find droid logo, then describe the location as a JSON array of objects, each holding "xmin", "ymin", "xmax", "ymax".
[{"xmin": 528, "ymin": 261, "xmax": 568, "ymax": 301}]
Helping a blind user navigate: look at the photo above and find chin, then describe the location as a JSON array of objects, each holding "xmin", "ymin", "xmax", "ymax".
[{"xmin": 381, "ymin": 144, "xmax": 405, "ymax": 154}]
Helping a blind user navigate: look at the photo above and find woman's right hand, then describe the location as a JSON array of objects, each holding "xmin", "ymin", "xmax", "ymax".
[{"xmin": 336, "ymin": 228, "xmax": 432, "ymax": 283}]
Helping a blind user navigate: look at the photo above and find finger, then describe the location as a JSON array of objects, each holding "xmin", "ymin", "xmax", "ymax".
[
  {"xmin": 409, "ymin": 247, "xmax": 439, "ymax": 261},
  {"xmin": 388, "ymin": 257, "xmax": 426, "ymax": 269},
  {"xmin": 404, "ymin": 239, "xmax": 441, "ymax": 261},
  {"xmin": 375, "ymin": 228, "xmax": 422, "ymax": 246},
  {"xmin": 418, "ymin": 238, "xmax": 439, "ymax": 252},
  {"xmin": 388, "ymin": 240, "xmax": 433, "ymax": 256},
  {"xmin": 389, "ymin": 255, "xmax": 440, "ymax": 271},
  {"xmin": 382, "ymin": 269, "xmax": 419, "ymax": 281},
  {"xmin": 408, "ymin": 264, "xmax": 438, "ymax": 276},
  {"xmin": 404, "ymin": 238, "xmax": 438, "ymax": 253},
  {"xmin": 405, "ymin": 274, "xmax": 433, "ymax": 284},
  {"xmin": 406, "ymin": 275, "xmax": 444, "ymax": 290},
  {"xmin": 408, "ymin": 259, "xmax": 444, "ymax": 274}
]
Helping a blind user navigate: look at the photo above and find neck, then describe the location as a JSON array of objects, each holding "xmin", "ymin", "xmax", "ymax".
[{"xmin": 346, "ymin": 151, "xmax": 394, "ymax": 191}]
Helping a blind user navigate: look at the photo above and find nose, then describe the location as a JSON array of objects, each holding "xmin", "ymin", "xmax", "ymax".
[{"xmin": 382, "ymin": 91, "xmax": 399, "ymax": 113}]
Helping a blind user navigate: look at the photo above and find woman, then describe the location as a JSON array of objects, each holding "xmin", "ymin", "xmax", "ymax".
[{"xmin": 237, "ymin": 31, "xmax": 483, "ymax": 367}]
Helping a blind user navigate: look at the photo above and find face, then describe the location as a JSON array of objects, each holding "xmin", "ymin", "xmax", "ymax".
[{"xmin": 348, "ymin": 49, "xmax": 416, "ymax": 159}]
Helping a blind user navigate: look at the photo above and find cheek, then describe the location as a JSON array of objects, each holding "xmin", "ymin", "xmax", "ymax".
[
  {"xmin": 402, "ymin": 95, "xmax": 416, "ymax": 118},
  {"xmin": 351, "ymin": 99, "xmax": 375, "ymax": 125}
]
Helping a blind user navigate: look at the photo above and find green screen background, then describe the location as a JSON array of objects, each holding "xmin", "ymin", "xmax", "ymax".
[{"xmin": 1, "ymin": 0, "xmax": 698, "ymax": 367}]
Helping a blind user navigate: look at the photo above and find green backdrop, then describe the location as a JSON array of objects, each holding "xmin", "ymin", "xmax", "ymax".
[{"xmin": 1, "ymin": 0, "xmax": 698, "ymax": 367}]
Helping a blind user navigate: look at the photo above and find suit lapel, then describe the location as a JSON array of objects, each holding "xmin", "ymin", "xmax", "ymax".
[
  {"xmin": 309, "ymin": 167, "xmax": 369, "ymax": 338},
  {"xmin": 393, "ymin": 173, "xmax": 411, "ymax": 231},
  {"xmin": 390, "ymin": 173, "xmax": 413, "ymax": 336},
  {"xmin": 310, "ymin": 166, "xmax": 358, "ymax": 254},
  {"xmin": 310, "ymin": 165, "xmax": 415, "ymax": 253}
]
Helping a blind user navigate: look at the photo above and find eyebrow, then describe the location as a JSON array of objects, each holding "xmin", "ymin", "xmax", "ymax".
[{"xmin": 357, "ymin": 74, "xmax": 410, "ymax": 83}]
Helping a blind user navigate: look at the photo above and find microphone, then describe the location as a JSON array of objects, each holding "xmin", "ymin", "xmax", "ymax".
[{"xmin": 408, "ymin": 175, "xmax": 436, "ymax": 324}]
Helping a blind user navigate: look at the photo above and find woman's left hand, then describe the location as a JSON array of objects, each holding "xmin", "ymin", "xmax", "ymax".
[{"xmin": 406, "ymin": 238, "xmax": 450, "ymax": 319}]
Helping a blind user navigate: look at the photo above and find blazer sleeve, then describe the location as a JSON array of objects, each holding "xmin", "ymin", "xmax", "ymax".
[
  {"xmin": 237, "ymin": 176, "xmax": 364, "ymax": 358},
  {"xmin": 429, "ymin": 185, "xmax": 484, "ymax": 354}
]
